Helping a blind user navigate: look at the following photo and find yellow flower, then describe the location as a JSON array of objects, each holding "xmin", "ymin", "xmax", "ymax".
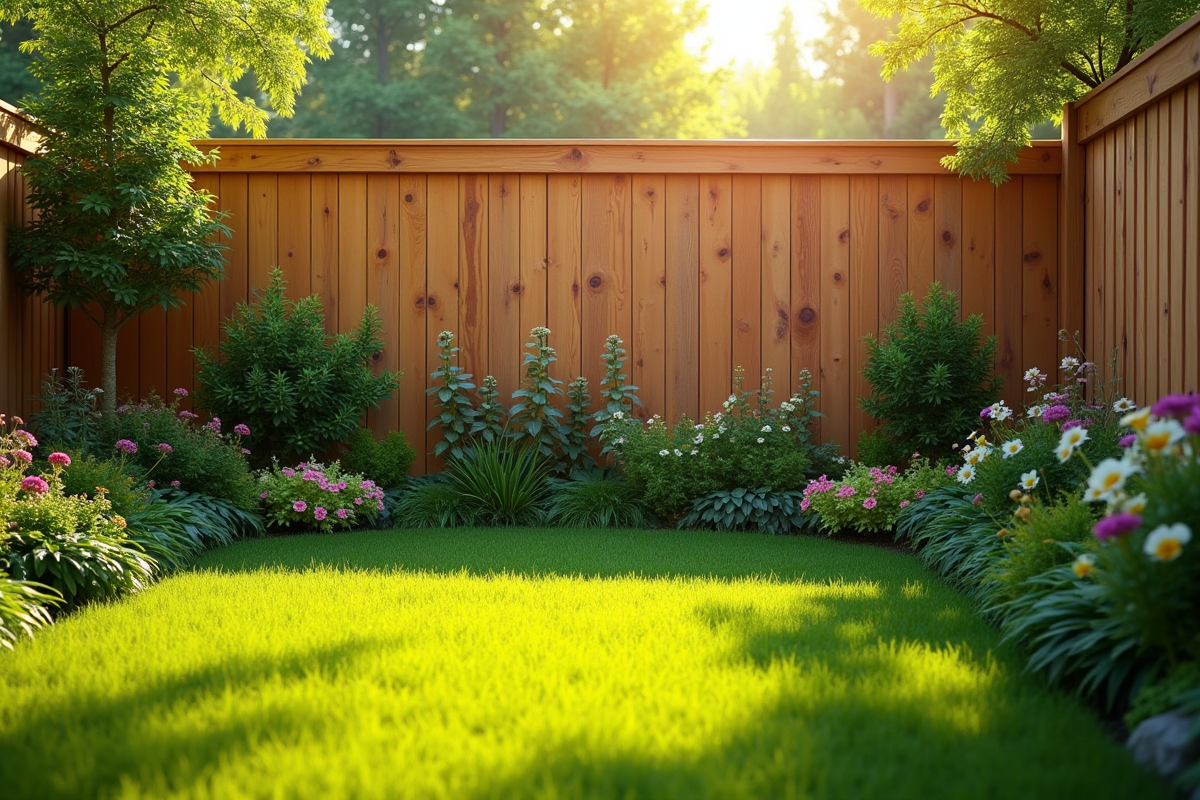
[
  {"xmin": 1143, "ymin": 523, "xmax": 1191, "ymax": 562},
  {"xmin": 1072, "ymin": 554, "xmax": 1096, "ymax": 578},
  {"xmin": 975, "ymin": 434, "xmax": 990, "ymax": 448},
  {"xmin": 1120, "ymin": 407, "xmax": 1151, "ymax": 432}
]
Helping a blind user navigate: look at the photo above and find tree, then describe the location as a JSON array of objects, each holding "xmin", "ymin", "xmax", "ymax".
[
  {"xmin": 2, "ymin": 1, "xmax": 332, "ymax": 413},
  {"xmin": 865, "ymin": 0, "xmax": 1200, "ymax": 182},
  {"xmin": 736, "ymin": 6, "xmax": 821, "ymax": 138}
]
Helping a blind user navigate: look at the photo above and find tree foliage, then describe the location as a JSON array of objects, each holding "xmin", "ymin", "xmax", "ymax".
[{"xmin": 864, "ymin": 0, "xmax": 1200, "ymax": 182}]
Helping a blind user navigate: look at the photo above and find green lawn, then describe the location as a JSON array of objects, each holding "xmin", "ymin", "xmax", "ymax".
[{"xmin": 0, "ymin": 528, "xmax": 1164, "ymax": 800}]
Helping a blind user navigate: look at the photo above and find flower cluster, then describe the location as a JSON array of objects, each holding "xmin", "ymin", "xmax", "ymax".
[
  {"xmin": 803, "ymin": 457, "xmax": 953, "ymax": 535},
  {"xmin": 257, "ymin": 460, "xmax": 384, "ymax": 532}
]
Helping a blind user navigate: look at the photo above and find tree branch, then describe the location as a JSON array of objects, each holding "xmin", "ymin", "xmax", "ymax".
[
  {"xmin": 105, "ymin": 5, "xmax": 163, "ymax": 34},
  {"xmin": 1060, "ymin": 59, "xmax": 1099, "ymax": 89}
]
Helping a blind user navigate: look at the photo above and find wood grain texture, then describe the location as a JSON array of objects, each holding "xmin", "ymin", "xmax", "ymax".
[
  {"xmin": 632, "ymin": 174, "xmax": 667, "ymax": 420},
  {"xmin": 994, "ymin": 179, "xmax": 1024, "ymax": 409},
  {"xmin": 338, "ymin": 174, "xmax": 369, "ymax": 335},
  {"xmin": 1022, "ymin": 175, "xmax": 1060, "ymax": 377},
  {"xmin": 581, "ymin": 175, "xmax": 632, "ymax": 412},
  {"xmin": 424, "ymin": 175, "xmax": 459, "ymax": 472},
  {"xmin": 398, "ymin": 174, "xmax": 428, "ymax": 470},
  {"xmin": 907, "ymin": 175, "xmax": 935, "ymax": 299},
  {"xmin": 760, "ymin": 175, "xmax": 791, "ymax": 387},
  {"xmin": 311, "ymin": 174, "xmax": 340, "ymax": 333},
  {"xmin": 699, "ymin": 175, "xmax": 733, "ymax": 413},
  {"xmin": 791, "ymin": 176, "xmax": 820, "ymax": 411},
  {"xmin": 458, "ymin": 174, "xmax": 489, "ymax": 380},
  {"xmin": 820, "ymin": 176, "xmax": 851, "ymax": 453},
  {"xmin": 247, "ymin": 173, "xmax": 278, "ymax": 296},
  {"xmin": 848, "ymin": 175, "xmax": 879, "ymax": 454},
  {"xmin": 878, "ymin": 176, "xmax": 907, "ymax": 328},
  {"xmin": 546, "ymin": 175, "xmax": 583, "ymax": 390},
  {"xmin": 277, "ymin": 174, "xmax": 312, "ymax": 298},
  {"xmin": 367, "ymin": 173, "xmax": 400, "ymax": 437},
  {"xmin": 488, "ymin": 173, "xmax": 522, "ymax": 398},
  {"xmin": 1186, "ymin": 84, "xmax": 1199, "ymax": 392},
  {"xmin": 933, "ymin": 176, "xmax": 963, "ymax": 299},
  {"xmin": 665, "ymin": 174, "xmax": 699, "ymax": 423},
  {"xmin": 519, "ymin": 174, "xmax": 549, "ymax": 357}
]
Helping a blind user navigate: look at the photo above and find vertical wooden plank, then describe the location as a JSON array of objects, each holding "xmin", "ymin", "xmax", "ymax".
[
  {"xmin": 632, "ymin": 174, "xmax": 667, "ymax": 420},
  {"xmin": 934, "ymin": 175, "xmax": 963, "ymax": 301},
  {"xmin": 247, "ymin": 174, "xmax": 278, "ymax": 297},
  {"xmin": 1022, "ymin": 176, "xmax": 1060, "ymax": 378},
  {"xmin": 1144, "ymin": 105, "xmax": 1159, "ymax": 402},
  {"xmin": 311, "ymin": 173, "xmax": 340, "ymax": 334},
  {"xmin": 488, "ymin": 173, "xmax": 522, "ymax": 398},
  {"xmin": 338, "ymin": 174, "xmax": 368, "ymax": 335},
  {"xmin": 1113, "ymin": 126, "xmax": 1128, "ymax": 389},
  {"xmin": 189, "ymin": 174, "xmax": 222, "ymax": 406},
  {"xmin": 1123, "ymin": 118, "xmax": 1138, "ymax": 397},
  {"xmin": 582, "ymin": 174, "xmax": 633, "ymax": 414},
  {"xmin": 399, "ymin": 175, "xmax": 428, "ymax": 473},
  {"xmin": 731, "ymin": 175, "xmax": 762, "ymax": 386},
  {"xmin": 1157, "ymin": 100, "xmax": 1172, "ymax": 398},
  {"xmin": 848, "ymin": 175, "xmax": 878, "ymax": 454},
  {"xmin": 546, "ymin": 175, "xmax": 583, "ymax": 391},
  {"xmin": 1059, "ymin": 103, "xmax": 1087, "ymax": 364},
  {"xmin": 878, "ymin": 176, "xmax": 907, "ymax": 328},
  {"xmin": 458, "ymin": 174, "xmax": 488, "ymax": 380},
  {"xmin": 907, "ymin": 175, "xmax": 935, "ymax": 300},
  {"xmin": 1186, "ymin": 84, "xmax": 1199, "ymax": 392},
  {"xmin": 367, "ymin": 174, "xmax": 400, "ymax": 437},
  {"xmin": 139, "ymin": 305, "xmax": 167, "ymax": 397},
  {"xmin": 995, "ymin": 179, "xmax": 1024, "ymax": 407},
  {"xmin": 1086, "ymin": 138, "xmax": 1102, "ymax": 384},
  {"xmin": 425, "ymin": 175, "xmax": 459, "ymax": 472},
  {"xmin": 699, "ymin": 175, "xmax": 733, "ymax": 414},
  {"xmin": 665, "ymin": 174, "xmax": 699, "ymax": 423},
  {"xmin": 961, "ymin": 180, "xmax": 996, "ymax": 338},
  {"xmin": 519, "ymin": 174, "xmax": 548, "ymax": 358},
  {"xmin": 761, "ymin": 175, "xmax": 791, "ymax": 390},
  {"xmin": 790, "ymin": 177, "xmax": 820, "ymax": 414},
  {"xmin": 218, "ymin": 174, "xmax": 249, "ymax": 333},
  {"xmin": 1104, "ymin": 130, "xmax": 1117, "ymax": 388},
  {"xmin": 0, "ymin": 150, "xmax": 9, "ymax": 412},
  {"xmin": 278, "ymin": 174, "xmax": 312, "ymax": 298},
  {"xmin": 820, "ymin": 175, "xmax": 851, "ymax": 453},
  {"xmin": 1169, "ymin": 90, "xmax": 1186, "ymax": 393}
]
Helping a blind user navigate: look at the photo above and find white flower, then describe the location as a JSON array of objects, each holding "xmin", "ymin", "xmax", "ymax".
[
  {"xmin": 1023, "ymin": 367, "xmax": 1043, "ymax": 381},
  {"xmin": 690, "ymin": 450, "xmax": 699, "ymax": 456},
  {"xmin": 694, "ymin": 423, "xmax": 705, "ymax": 430},
  {"xmin": 1120, "ymin": 406, "xmax": 1152, "ymax": 432},
  {"xmin": 761, "ymin": 425, "xmax": 772, "ymax": 433},
  {"xmin": 1056, "ymin": 444, "xmax": 1075, "ymax": 463},
  {"xmin": 1072, "ymin": 554, "xmax": 1097, "ymax": 578},
  {"xmin": 659, "ymin": 449, "xmax": 670, "ymax": 457},
  {"xmin": 718, "ymin": 425, "xmax": 726, "ymax": 434},
  {"xmin": 727, "ymin": 394, "xmax": 737, "ymax": 404},
  {"xmin": 694, "ymin": 434, "xmax": 704, "ymax": 444},
  {"xmin": 1112, "ymin": 397, "xmax": 1137, "ymax": 413},
  {"xmin": 756, "ymin": 437, "xmax": 765, "ymax": 444},
  {"xmin": 1121, "ymin": 493, "xmax": 1148, "ymax": 514},
  {"xmin": 1086, "ymin": 458, "xmax": 1138, "ymax": 502},
  {"xmin": 994, "ymin": 407, "xmax": 1013, "ymax": 421},
  {"xmin": 780, "ymin": 402, "xmax": 795, "ymax": 412},
  {"xmin": 1058, "ymin": 426, "xmax": 1089, "ymax": 454},
  {"xmin": 612, "ymin": 411, "xmax": 624, "ymax": 420},
  {"xmin": 1083, "ymin": 486, "xmax": 1107, "ymax": 503},
  {"xmin": 1027, "ymin": 405, "xmax": 1044, "ymax": 418},
  {"xmin": 1143, "ymin": 523, "xmax": 1192, "ymax": 561},
  {"xmin": 1060, "ymin": 356, "xmax": 1080, "ymax": 371},
  {"xmin": 1002, "ymin": 439, "xmax": 1024, "ymax": 458},
  {"xmin": 712, "ymin": 433, "xmax": 720, "ymax": 439},
  {"xmin": 1143, "ymin": 419, "xmax": 1185, "ymax": 452},
  {"xmin": 965, "ymin": 448, "xmax": 986, "ymax": 467},
  {"xmin": 674, "ymin": 449, "xmax": 683, "ymax": 457},
  {"xmin": 1018, "ymin": 470, "xmax": 1040, "ymax": 490},
  {"xmin": 782, "ymin": 425, "xmax": 791, "ymax": 433},
  {"xmin": 957, "ymin": 465, "xmax": 976, "ymax": 484}
]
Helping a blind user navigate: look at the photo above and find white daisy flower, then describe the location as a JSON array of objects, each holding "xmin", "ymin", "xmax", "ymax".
[
  {"xmin": 1121, "ymin": 493, "xmax": 1148, "ymax": 514},
  {"xmin": 957, "ymin": 465, "xmax": 976, "ymax": 484},
  {"xmin": 1086, "ymin": 458, "xmax": 1138, "ymax": 501},
  {"xmin": 612, "ymin": 411, "xmax": 624, "ymax": 420},
  {"xmin": 1143, "ymin": 419, "xmax": 1185, "ymax": 452},
  {"xmin": 1018, "ymin": 470, "xmax": 1040, "ymax": 490},
  {"xmin": 756, "ymin": 437, "xmax": 765, "ymax": 444},
  {"xmin": 1056, "ymin": 444, "xmax": 1075, "ymax": 463},
  {"xmin": 761, "ymin": 425, "xmax": 772, "ymax": 433},
  {"xmin": 1002, "ymin": 439, "xmax": 1024, "ymax": 458},
  {"xmin": 1060, "ymin": 356, "xmax": 1080, "ymax": 371},
  {"xmin": 1027, "ymin": 405, "xmax": 1044, "ymax": 418},
  {"xmin": 782, "ymin": 425, "xmax": 791, "ymax": 432},
  {"xmin": 1112, "ymin": 397, "xmax": 1136, "ymax": 413},
  {"xmin": 1120, "ymin": 407, "xmax": 1151, "ymax": 432},
  {"xmin": 1143, "ymin": 523, "xmax": 1191, "ymax": 562},
  {"xmin": 674, "ymin": 449, "xmax": 683, "ymax": 457},
  {"xmin": 1072, "ymin": 554, "xmax": 1097, "ymax": 579},
  {"xmin": 1059, "ymin": 426, "xmax": 1090, "ymax": 452},
  {"xmin": 659, "ymin": 449, "xmax": 670, "ymax": 457}
]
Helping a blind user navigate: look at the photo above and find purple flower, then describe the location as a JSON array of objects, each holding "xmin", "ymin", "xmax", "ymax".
[
  {"xmin": 354, "ymin": 497, "xmax": 363, "ymax": 505},
  {"xmin": 915, "ymin": 490, "xmax": 926, "ymax": 499},
  {"xmin": 157, "ymin": 443, "xmax": 173, "ymax": 454},
  {"xmin": 19, "ymin": 475, "xmax": 48, "ymax": 495},
  {"xmin": 863, "ymin": 497, "xmax": 877, "ymax": 509},
  {"xmin": 376, "ymin": 501, "xmax": 384, "ymax": 510},
  {"xmin": 900, "ymin": 500, "xmax": 910, "ymax": 508},
  {"xmin": 48, "ymin": 452, "xmax": 71, "ymax": 466},
  {"xmin": 835, "ymin": 485, "xmax": 857, "ymax": 499},
  {"xmin": 336, "ymin": 508, "xmax": 349, "ymax": 519},
  {"xmin": 945, "ymin": 465, "xmax": 958, "ymax": 476},
  {"xmin": 314, "ymin": 507, "xmax": 328, "ymax": 521},
  {"xmin": 171, "ymin": 480, "xmax": 181, "ymax": 487},
  {"xmin": 800, "ymin": 497, "xmax": 811, "ymax": 511},
  {"xmin": 1042, "ymin": 405, "xmax": 1072, "ymax": 422},
  {"xmin": 281, "ymin": 468, "xmax": 296, "ymax": 478},
  {"xmin": 980, "ymin": 407, "xmax": 993, "ymax": 419},
  {"xmin": 178, "ymin": 410, "xmax": 199, "ymax": 420},
  {"xmin": 1060, "ymin": 420, "xmax": 1083, "ymax": 431},
  {"xmin": 1150, "ymin": 393, "xmax": 1200, "ymax": 420},
  {"xmin": 241, "ymin": 448, "xmax": 251, "ymax": 455},
  {"xmin": 207, "ymin": 417, "xmax": 221, "ymax": 434},
  {"xmin": 1184, "ymin": 409, "xmax": 1200, "ymax": 436},
  {"xmin": 14, "ymin": 430, "xmax": 37, "ymax": 447},
  {"xmin": 114, "ymin": 439, "xmax": 138, "ymax": 455},
  {"xmin": 234, "ymin": 424, "xmax": 251, "ymax": 437},
  {"xmin": 1119, "ymin": 434, "xmax": 1137, "ymax": 448},
  {"xmin": 360, "ymin": 480, "xmax": 376, "ymax": 490},
  {"xmin": 173, "ymin": 388, "xmax": 189, "ymax": 397},
  {"xmin": 12, "ymin": 449, "xmax": 32, "ymax": 464},
  {"xmin": 260, "ymin": 491, "xmax": 268, "ymax": 499},
  {"xmin": 293, "ymin": 500, "xmax": 307, "ymax": 513},
  {"xmin": 1094, "ymin": 512, "xmax": 1142, "ymax": 541}
]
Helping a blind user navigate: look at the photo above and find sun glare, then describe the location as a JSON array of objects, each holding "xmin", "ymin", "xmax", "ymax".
[{"xmin": 694, "ymin": 0, "xmax": 828, "ymax": 68}]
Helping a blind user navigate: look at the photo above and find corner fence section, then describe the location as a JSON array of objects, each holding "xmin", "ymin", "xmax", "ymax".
[{"xmin": 63, "ymin": 139, "xmax": 1065, "ymax": 471}]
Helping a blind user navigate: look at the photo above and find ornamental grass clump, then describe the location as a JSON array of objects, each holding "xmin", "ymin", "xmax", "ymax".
[
  {"xmin": 257, "ymin": 460, "xmax": 384, "ymax": 533},
  {"xmin": 196, "ymin": 269, "xmax": 400, "ymax": 461},
  {"xmin": 860, "ymin": 282, "xmax": 1001, "ymax": 457}
]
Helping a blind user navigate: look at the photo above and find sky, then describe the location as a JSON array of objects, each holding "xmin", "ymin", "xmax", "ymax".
[{"xmin": 692, "ymin": 0, "xmax": 830, "ymax": 68}]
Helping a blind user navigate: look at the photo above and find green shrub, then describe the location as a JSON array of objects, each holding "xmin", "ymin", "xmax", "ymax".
[
  {"xmin": 29, "ymin": 367, "xmax": 101, "ymax": 452},
  {"xmin": 804, "ymin": 458, "xmax": 953, "ymax": 535},
  {"xmin": 855, "ymin": 428, "xmax": 913, "ymax": 469},
  {"xmin": 509, "ymin": 326, "xmax": 569, "ymax": 462},
  {"xmin": 860, "ymin": 282, "xmax": 1001, "ymax": 457},
  {"xmin": 445, "ymin": 437, "xmax": 550, "ymax": 526},
  {"xmin": 257, "ymin": 460, "xmax": 384, "ymax": 532},
  {"xmin": 195, "ymin": 268, "xmax": 400, "ymax": 460},
  {"xmin": 394, "ymin": 477, "xmax": 478, "ymax": 529},
  {"xmin": 155, "ymin": 488, "xmax": 264, "ymax": 547},
  {"xmin": 545, "ymin": 471, "xmax": 645, "ymax": 529},
  {"xmin": 1126, "ymin": 662, "xmax": 1200, "ymax": 729},
  {"xmin": 123, "ymin": 496, "xmax": 203, "ymax": 571},
  {"xmin": 990, "ymin": 494, "xmax": 1099, "ymax": 605},
  {"xmin": 679, "ymin": 488, "xmax": 808, "ymax": 535},
  {"xmin": 59, "ymin": 453, "xmax": 150, "ymax": 517},
  {"xmin": 807, "ymin": 441, "xmax": 849, "ymax": 480},
  {"xmin": 341, "ymin": 429, "xmax": 416, "ymax": 490},
  {"xmin": 0, "ymin": 576, "xmax": 60, "ymax": 651}
]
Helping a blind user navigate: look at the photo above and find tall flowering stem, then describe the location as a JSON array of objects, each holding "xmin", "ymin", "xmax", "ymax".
[
  {"xmin": 510, "ymin": 327, "xmax": 568, "ymax": 461},
  {"xmin": 426, "ymin": 331, "xmax": 481, "ymax": 461},
  {"xmin": 473, "ymin": 375, "xmax": 508, "ymax": 446},
  {"xmin": 563, "ymin": 376, "xmax": 598, "ymax": 475},
  {"xmin": 591, "ymin": 334, "xmax": 641, "ymax": 454}
]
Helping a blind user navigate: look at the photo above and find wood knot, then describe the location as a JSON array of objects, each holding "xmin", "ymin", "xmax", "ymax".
[
  {"xmin": 377, "ymin": 249, "xmax": 388, "ymax": 260},
  {"xmin": 869, "ymin": 158, "xmax": 883, "ymax": 168},
  {"xmin": 323, "ymin": 206, "xmax": 331, "ymax": 217},
  {"xmin": 306, "ymin": 157, "xmax": 322, "ymax": 168},
  {"xmin": 571, "ymin": 281, "xmax": 580, "ymax": 296},
  {"xmin": 588, "ymin": 274, "xmax": 603, "ymax": 290},
  {"xmin": 658, "ymin": 275, "xmax": 667, "ymax": 288},
  {"xmin": 644, "ymin": 188, "xmax": 656, "ymax": 199},
  {"xmin": 717, "ymin": 247, "xmax": 730, "ymax": 259},
  {"xmin": 427, "ymin": 295, "xmax": 438, "ymax": 308},
  {"xmin": 1043, "ymin": 275, "xmax": 1052, "ymax": 289},
  {"xmin": 1024, "ymin": 250, "xmax": 1042, "ymax": 263},
  {"xmin": 568, "ymin": 148, "xmax": 583, "ymax": 161},
  {"xmin": 883, "ymin": 202, "xmax": 902, "ymax": 220},
  {"xmin": 510, "ymin": 281, "xmax": 523, "ymax": 295},
  {"xmin": 372, "ymin": 351, "xmax": 383, "ymax": 362},
  {"xmin": 838, "ymin": 227, "xmax": 850, "ymax": 244},
  {"xmin": 737, "ymin": 318, "xmax": 750, "ymax": 332},
  {"xmin": 386, "ymin": 150, "xmax": 402, "ymax": 169},
  {"xmin": 834, "ymin": 272, "xmax": 843, "ymax": 282},
  {"xmin": 798, "ymin": 307, "xmax": 817, "ymax": 325},
  {"xmin": 916, "ymin": 199, "xmax": 930, "ymax": 213},
  {"xmin": 941, "ymin": 229, "xmax": 954, "ymax": 244},
  {"xmin": 404, "ymin": 193, "xmax": 414, "ymax": 203},
  {"xmin": 415, "ymin": 295, "xmax": 426, "ymax": 309},
  {"xmin": 287, "ymin": 250, "xmax": 295, "ymax": 258}
]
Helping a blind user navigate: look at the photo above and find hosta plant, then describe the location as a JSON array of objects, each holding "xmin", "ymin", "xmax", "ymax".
[
  {"xmin": 679, "ymin": 488, "xmax": 808, "ymax": 536},
  {"xmin": 0, "ymin": 576, "xmax": 61, "ymax": 651}
]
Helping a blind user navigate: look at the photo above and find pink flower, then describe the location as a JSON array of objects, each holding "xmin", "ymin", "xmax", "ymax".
[
  {"xmin": 376, "ymin": 501, "xmax": 384, "ymax": 510},
  {"xmin": 1151, "ymin": 393, "xmax": 1200, "ymax": 420},
  {"xmin": 1060, "ymin": 420, "xmax": 1083, "ymax": 431},
  {"xmin": 19, "ymin": 475, "xmax": 48, "ymax": 495},
  {"xmin": 260, "ymin": 491, "xmax": 268, "ymax": 499},
  {"xmin": 48, "ymin": 452, "xmax": 71, "ymax": 466},
  {"xmin": 835, "ymin": 485, "xmax": 857, "ymax": 499},
  {"xmin": 862, "ymin": 497, "xmax": 877, "ymax": 509},
  {"xmin": 114, "ymin": 439, "xmax": 138, "ymax": 455},
  {"xmin": 354, "ymin": 497, "xmax": 363, "ymax": 505},
  {"xmin": 973, "ymin": 493, "xmax": 983, "ymax": 505},
  {"xmin": 800, "ymin": 497, "xmax": 811, "ymax": 511},
  {"xmin": 157, "ymin": 443, "xmax": 173, "ymax": 454},
  {"xmin": 1185, "ymin": 409, "xmax": 1200, "ymax": 436},
  {"xmin": 360, "ymin": 480, "xmax": 376, "ymax": 490},
  {"xmin": 12, "ymin": 449, "xmax": 32, "ymax": 464},
  {"xmin": 1042, "ymin": 405, "xmax": 1072, "ymax": 422},
  {"xmin": 178, "ymin": 410, "xmax": 199, "ymax": 420},
  {"xmin": 207, "ymin": 417, "xmax": 221, "ymax": 434},
  {"xmin": 336, "ymin": 508, "xmax": 349, "ymax": 519},
  {"xmin": 234, "ymin": 424, "xmax": 251, "ymax": 437},
  {"xmin": 314, "ymin": 507, "xmax": 328, "ymax": 521},
  {"xmin": 146, "ymin": 480, "xmax": 155, "ymax": 488},
  {"xmin": 887, "ymin": 466, "xmax": 898, "ymax": 475},
  {"xmin": 945, "ymin": 465, "xmax": 958, "ymax": 476},
  {"xmin": 173, "ymin": 388, "xmax": 189, "ymax": 397},
  {"xmin": 14, "ymin": 430, "xmax": 37, "ymax": 447},
  {"xmin": 915, "ymin": 490, "xmax": 925, "ymax": 499},
  {"xmin": 1094, "ymin": 513, "xmax": 1142, "ymax": 541},
  {"xmin": 900, "ymin": 500, "xmax": 910, "ymax": 508},
  {"xmin": 281, "ymin": 468, "xmax": 296, "ymax": 478},
  {"xmin": 241, "ymin": 448, "xmax": 251, "ymax": 455},
  {"xmin": 170, "ymin": 480, "xmax": 181, "ymax": 487},
  {"xmin": 293, "ymin": 500, "xmax": 307, "ymax": 513},
  {"xmin": 0, "ymin": 455, "xmax": 11, "ymax": 467}
]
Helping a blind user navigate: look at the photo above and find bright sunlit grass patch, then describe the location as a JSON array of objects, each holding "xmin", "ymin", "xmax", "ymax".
[{"xmin": 0, "ymin": 528, "xmax": 1164, "ymax": 799}]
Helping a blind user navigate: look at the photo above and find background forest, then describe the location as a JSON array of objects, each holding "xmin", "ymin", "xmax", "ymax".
[{"xmin": 0, "ymin": 0, "xmax": 996, "ymax": 140}]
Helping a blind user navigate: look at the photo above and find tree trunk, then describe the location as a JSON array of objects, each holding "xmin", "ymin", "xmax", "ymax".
[
  {"xmin": 100, "ymin": 322, "xmax": 119, "ymax": 415},
  {"xmin": 490, "ymin": 104, "xmax": 507, "ymax": 138}
]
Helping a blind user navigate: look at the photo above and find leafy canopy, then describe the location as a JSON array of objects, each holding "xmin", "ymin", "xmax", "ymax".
[{"xmin": 864, "ymin": 0, "xmax": 1200, "ymax": 182}]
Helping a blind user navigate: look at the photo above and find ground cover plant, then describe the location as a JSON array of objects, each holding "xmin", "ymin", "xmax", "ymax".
[{"xmin": 0, "ymin": 527, "xmax": 1165, "ymax": 800}]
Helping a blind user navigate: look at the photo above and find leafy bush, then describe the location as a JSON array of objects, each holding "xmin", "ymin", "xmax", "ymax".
[
  {"xmin": 394, "ymin": 477, "xmax": 478, "ymax": 529},
  {"xmin": 257, "ymin": 460, "xmax": 384, "ymax": 532},
  {"xmin": 860, "ymin": 282, "xmax": 1000, "ymax": 456},
  {"xmin": 804, "ymin": 458, "xmax": 953, "ymax": 535},
  {"xmin": 608, "ymin": 367, "xmax": 818, "ymax": 522},
  {"xmin": 96, "ymin": 393, "xmax": 257, "ymax": 510},
  {"xmin": 155, "ymin": 488, "xmax": 264, "ymax": 547},
  {"xmin": 990, "ymin": 494, "xmax": 1099, "ymax": 605},
  {"xmin": 1126, "ymin": 662, "xmax": 1200, "ymax": 729},
  {"xmin": 59, "ymin": 453, "xmax": 150, "ymax": 517},
  {"xmin": 195, "ymin": 268, "xmax": 400, "ymax": 460},
  {"xmin": 591, "ymin": 334, "xmax": 641, "ymax": 457},
  {"xmin": 341, "ymin": 429, "xmax": 416, "ymax": 490},
  {"xmin": 427, "ymin": 330, "xmax": 482, "ymax": 461},
  {"xmin": 855, "ymin": 428, "xmax": 915, "ymax": 469},
  {"xmin": 509, "ymin": 327, "xmax": 569, "ymax": 462},
  {"xmin": 445, "ymin": 437, "xmax": 550, "ymax": 526},
  {"xmin": 807, "ymin": 441, "xmax": 849, "ymax": 480},
  {"xmin": 0, "ymin": 576, "xmax": 60, "ymax": 651},
  {"xmin": 29, "ymin": 367, "xmax": 101, "ymax": 451},
  {"xmin": 545, "ymin": 471, "xmax": 645, "ymax": 529},
  {"xmin": 122, "ymin": 497, "xmax": 203, "ymax": 571},
  {"xmin": 679, "ymin": 488, "xmax": 808, "ymax": 535}
]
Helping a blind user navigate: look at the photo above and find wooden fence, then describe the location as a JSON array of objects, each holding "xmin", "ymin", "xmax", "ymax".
[
  {"xmin": 0, "ymin": 100, "xmax": 62, "ymax": 422},
  {"xmin": 1064, "ymin": 11, "xmax": 1200, "ymax": 403},
  {"xmin": 61, "ymin": 140, "xmax": 1065, "ymax": 469}
]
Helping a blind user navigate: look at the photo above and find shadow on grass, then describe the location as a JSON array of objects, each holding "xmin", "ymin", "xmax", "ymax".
[
  {"xmin": 0, "ymin": 637, "xmax": 393, "ymax": 800},
  {"xmin": 198, "ymin": 527, "xmax": 919, "ymax": 583}
]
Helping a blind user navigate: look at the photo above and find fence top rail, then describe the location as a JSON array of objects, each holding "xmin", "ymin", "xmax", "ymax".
[
  {"xmin": 0, "ymin": 99, "xmax": 40, "ymax": 154},
  {"xmin": 187, "ymin": 138, "xmax": 1063, "ymax": 175},
  {"xmin": 1073, "ymin": 10, "xmax": 1200, "ymax": 144}
]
